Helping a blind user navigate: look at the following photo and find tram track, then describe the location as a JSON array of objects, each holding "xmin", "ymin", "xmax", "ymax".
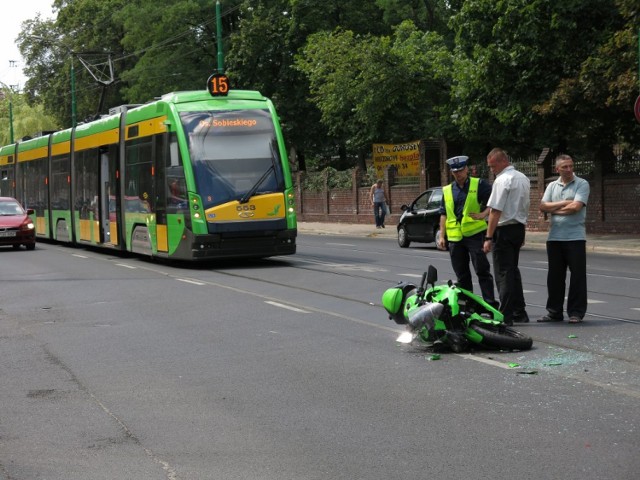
[
  {"xmin": 175, "ymin": 258, "xmax": 640, "ymax": 370},
  {"xmin": 49, "ymin": 242, "xmax": 640, "ymax": 372}
]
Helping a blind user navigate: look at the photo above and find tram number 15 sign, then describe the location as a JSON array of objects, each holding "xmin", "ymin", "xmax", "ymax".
[{"xmin": 207, "ymin": 73, "xmax": 230, "ymax": 97}]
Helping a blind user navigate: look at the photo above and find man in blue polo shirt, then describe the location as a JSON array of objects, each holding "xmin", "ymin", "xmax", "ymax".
[{"xmin": 538, "ymin": 154, "xmax": 590, "ymax": 324}]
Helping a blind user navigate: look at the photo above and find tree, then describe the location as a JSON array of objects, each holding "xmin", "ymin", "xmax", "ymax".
[
  {"xmin": 117, "ymin": 0, "xmax": 242, "ymax": 103},
  {"xmin": 536, "ymin": 0, "xmax": 640, "ymax": 155},
  {"xmin": 19, "ymin": 0, "xmax": 131, "ymax": 127},
  {"xmin": 447, "ymin": 0, "xmax": 637, "ymax": 158},
  {"xmin": 0, "ymin": 88, "xmax": 59, "ymax": 145},
  {"xmin": 295, "ymin": 21, "xmax": 452, "ymax": 165},
  {"xmin": 18, "ymin": 0, "xmax": 239, "ymax": 126},
  {"xmin": 227, "ymin": 0, "xmax": 391, "ymax": 170},
  {"xmin": 13, "ymin": 0, "xmax": 638, "ymax": 169},
  {"xmin": 375, "ymin": 0, "xmax": 457, "ymax": 34}
]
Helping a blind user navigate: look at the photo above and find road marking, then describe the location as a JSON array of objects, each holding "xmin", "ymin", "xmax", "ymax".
[
  {"xmin": 326, "ymin": 242, "xmax": 357, "ymax": 247},
  {"xmin": 72, "ymin": 254, "xmax": 88, "ymax": 258},
  {"xmin": 116, "ymin": 263, "xmax": 136, "ymax": 269},
  {"xmin": 265, "ymin": 301, "xmax": 310, "ymax": 313},
  {"xmin": 523, "ymin": 289, "xmax": 536, "ymax": 293},
  {"xmin": 457, "ymin": 354, "xmax": 512, "ymax": 369},
  {"xmin": 589, "ymin": 273, "xmax": 640, "ymax": 281},
  {"xmin": 398, "ymin": 273, "xmax": 423, "ymax": 278},
  {"xmin": 176, "ymin": 278, "xmax": 206, "ymax": 286},
  {"xmin": 587, "ymin": 299, "xmax": 606, "ymax": 304},
  {"xmin": 632, "ymin": 308, "xmax": 640, "ymax": 312},
  {"xmin": 296, "ymin": 258, "xmax": 387, "ymax": 272}
]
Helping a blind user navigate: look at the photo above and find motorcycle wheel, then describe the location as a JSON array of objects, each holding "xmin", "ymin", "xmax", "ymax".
[{"xmin": 469, "ymin": 323, "xmax": 533, "ymax": 351}]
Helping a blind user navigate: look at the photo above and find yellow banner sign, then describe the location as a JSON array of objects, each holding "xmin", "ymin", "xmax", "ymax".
[{"xmin": 372, "ymin": 141, "xmax": 420, "ymax": 177}]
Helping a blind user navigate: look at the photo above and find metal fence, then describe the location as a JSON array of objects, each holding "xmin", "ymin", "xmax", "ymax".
[{"xmin": 297, "ymin": 149, "xmax": 640, "ymax": 192}]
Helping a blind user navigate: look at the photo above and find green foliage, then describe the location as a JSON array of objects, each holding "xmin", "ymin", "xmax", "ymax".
[
  {"xmin": 20, "ymin": 0, "xmax": 132, "ymax": 126},
  {"xmin": 227, "ymin": 0, "xmax": 390, "ymax": 167},
  {"xmin": 375, "ymin": 0, "xmax": 455, "ymax": 34},
  {"xmin": 117, "ymin": 0, "xmax": 236, "ymax": 103},
  {"xmin": 9, "ymin": 0, "xmax": 640, "ymax": 167},
  {"xmin": 0, "ymin": 89, "xmax": 59, "ymax": 145},
  {"xmin": 295, "ymin": 21, "xmax": 452, "ymax": 152},
  {"xmin": 301, "ymin": 167, "xmax": 356, "ymax": 192},
  {"xmin": 447, "ymin": 0, "xmax": 639, "ymax": 156}
]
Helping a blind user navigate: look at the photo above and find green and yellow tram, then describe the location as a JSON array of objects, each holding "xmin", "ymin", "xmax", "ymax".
[{"xmin": 0, "ymin": 77, "xmax": 297, "ymax": 260}]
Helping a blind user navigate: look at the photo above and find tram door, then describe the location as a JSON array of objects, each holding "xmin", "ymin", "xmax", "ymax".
[{"xmin": 99, "ymin": 150, "xmax": 117, "ymax": 245}]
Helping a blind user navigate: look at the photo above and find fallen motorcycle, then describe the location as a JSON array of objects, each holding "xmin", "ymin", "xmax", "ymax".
[{"xmin": 382, "ymin": 265, "xmax": 533, "ymax": 353}]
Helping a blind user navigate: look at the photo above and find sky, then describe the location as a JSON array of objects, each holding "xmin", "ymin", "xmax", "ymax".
[{"xmin": 0, "ymin": 0, "xmax": 56, "ymax": 91}]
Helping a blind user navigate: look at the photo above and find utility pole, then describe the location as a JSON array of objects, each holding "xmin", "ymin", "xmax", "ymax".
[
  {"xmin": 71, "ymin": 61, "xmax": 77, "ymax": 127},
  {"xmin": 9, "ymin": 101, "xmax": 14, "ymax": 144},
  {"xmin": 216, "ymin": 0, "xmax": 224, "ymax": 73}
]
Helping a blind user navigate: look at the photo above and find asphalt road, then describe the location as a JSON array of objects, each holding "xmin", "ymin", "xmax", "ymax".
[{"xmin": 0, "ymin": 235, "xmax": 638, "ymax": 480}]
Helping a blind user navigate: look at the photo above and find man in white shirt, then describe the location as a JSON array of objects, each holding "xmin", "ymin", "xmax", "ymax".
[{"xmin": 482, "ymin": 148, "xmax": 531, "ymax": 326}]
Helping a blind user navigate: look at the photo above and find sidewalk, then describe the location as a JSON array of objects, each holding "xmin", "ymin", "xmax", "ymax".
[{"xmin": 297, "ymin": 222, "xmax": 640, "ymax": 256}]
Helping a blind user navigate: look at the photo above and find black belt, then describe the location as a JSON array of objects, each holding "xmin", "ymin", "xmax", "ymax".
[{"xmin": 496, "ymin": 223, "xmax": 524, "ymax": 228}]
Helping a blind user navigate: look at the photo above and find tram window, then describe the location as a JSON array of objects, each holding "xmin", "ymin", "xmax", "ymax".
[
  {"xmin": 181, "ymin": 110, "xmax": 284, "ymax": 207},
  {"xmin": 125, "ymin": 138, "xmax": 154, "ymax": 211},
  {"xmin": 74, "ymin": 149, "xmax": 100, "ymax": 219}
]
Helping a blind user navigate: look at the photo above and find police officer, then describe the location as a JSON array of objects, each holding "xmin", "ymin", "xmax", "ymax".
[{"xmin": 438, "ymin": 156, "xmax": 498, "ymax": 307}]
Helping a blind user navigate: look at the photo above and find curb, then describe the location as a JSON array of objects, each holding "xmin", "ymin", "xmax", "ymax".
[{"xmin": 297, "ymin": 223, "xmax": 640, "ymax": 257}]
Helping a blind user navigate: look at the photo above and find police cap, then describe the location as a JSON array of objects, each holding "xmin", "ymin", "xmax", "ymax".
[{"xmin": 446, "ymin": 156, "xmax": 469, "ymax": 172}]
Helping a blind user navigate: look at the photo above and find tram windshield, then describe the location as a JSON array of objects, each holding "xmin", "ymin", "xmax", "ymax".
[{"xmin": 181, "ymin": 109, "xmax": 284, "ymax": 208}]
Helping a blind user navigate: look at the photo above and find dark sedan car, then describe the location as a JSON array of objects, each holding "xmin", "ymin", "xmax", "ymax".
[
  {"xmin": 0, "ymin": 197, "xmax": 36, "ymax": 250},
  {"xmin": 397, "ymin": 187, "xmax": 443, "ymax": 248}
]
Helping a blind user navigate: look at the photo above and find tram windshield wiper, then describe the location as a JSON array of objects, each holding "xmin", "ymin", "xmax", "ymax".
[{"xmin": 239, "ymin": 165, "xmax": 274, "ymax": 204}]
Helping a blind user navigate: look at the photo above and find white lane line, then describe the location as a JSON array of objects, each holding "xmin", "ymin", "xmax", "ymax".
[
  {"xmin": 632, "ymin": 308, "xmax": 640, "ymax": 312},
  {"xmin": 589, "ymin": 273, "xmax": 640, "ymax": 281},
  {"xmin": 265, "ymin": 301, "xmax": 310, "ymax": 313},
  {"xmin": 72, "ymin": 254, "xmax": 88, "ymax": 258},
  {"xmin": 523, "ymin": 289, "xmax": 536, "ymax": 293},
  {"xmin": 115, "ymin": 263, "xmax": 136, "ymax": 269},
  {"xmin": 588, "ymin": 299, "xmax": 606, "ymax": 304},
  {"xmin": 296, "ymin": 257, "xmax": 387, "ymax": 272},
  {"xmin": 326, "ymin": 242, "xmax": 357, "ymax": 247},
  {"xmin": 398, "ymin": 273, "xmax": 423, "ymax": 278},
  {"xmin": 176, "ymin": 278, "xmax": 206, "ymax": 286},
  {"xmin": 457, "ymin": 354, "xmax": 512, "ymax": 369}
]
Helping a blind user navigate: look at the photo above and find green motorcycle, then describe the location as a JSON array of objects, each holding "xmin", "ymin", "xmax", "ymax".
[{"xmin": 382, "ymin": 265, "xmax": 533, "ymax": 353}]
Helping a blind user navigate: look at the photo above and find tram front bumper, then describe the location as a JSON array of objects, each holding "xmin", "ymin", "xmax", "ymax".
[{"xmin": 188, "ymin": 229, "xmax": 297, "ymax": 259}]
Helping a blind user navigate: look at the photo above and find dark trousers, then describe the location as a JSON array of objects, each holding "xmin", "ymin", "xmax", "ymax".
[
  {"xmin": 373, "ymin": 202, "xmax": 386, "ymax": 227},
  {"xmin": 492, "ymin": 223, "xmax": 527, "ymax": 321},
  {"xmin": 546, "ymin": 240, "xmax": 587, "ymax": 319},
  {"xmin": 449, "ymin": 233, "xmax": 496, "ymax": 305}
]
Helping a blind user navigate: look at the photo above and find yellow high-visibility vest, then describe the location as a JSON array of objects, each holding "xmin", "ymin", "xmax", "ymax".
[{"xmin": 443, "ymin": 177, "xmax": 487, "ymax": 241}]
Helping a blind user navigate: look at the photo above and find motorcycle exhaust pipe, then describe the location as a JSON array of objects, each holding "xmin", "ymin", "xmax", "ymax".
[{"xmin": 408, "ymin": 302, "xmax": 445, "ymax": 330}]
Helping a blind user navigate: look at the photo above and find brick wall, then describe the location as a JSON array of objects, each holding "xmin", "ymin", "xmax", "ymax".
[{"xmin": 295, "ymin": 164, "xmax": 640, "ymax": 234}]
